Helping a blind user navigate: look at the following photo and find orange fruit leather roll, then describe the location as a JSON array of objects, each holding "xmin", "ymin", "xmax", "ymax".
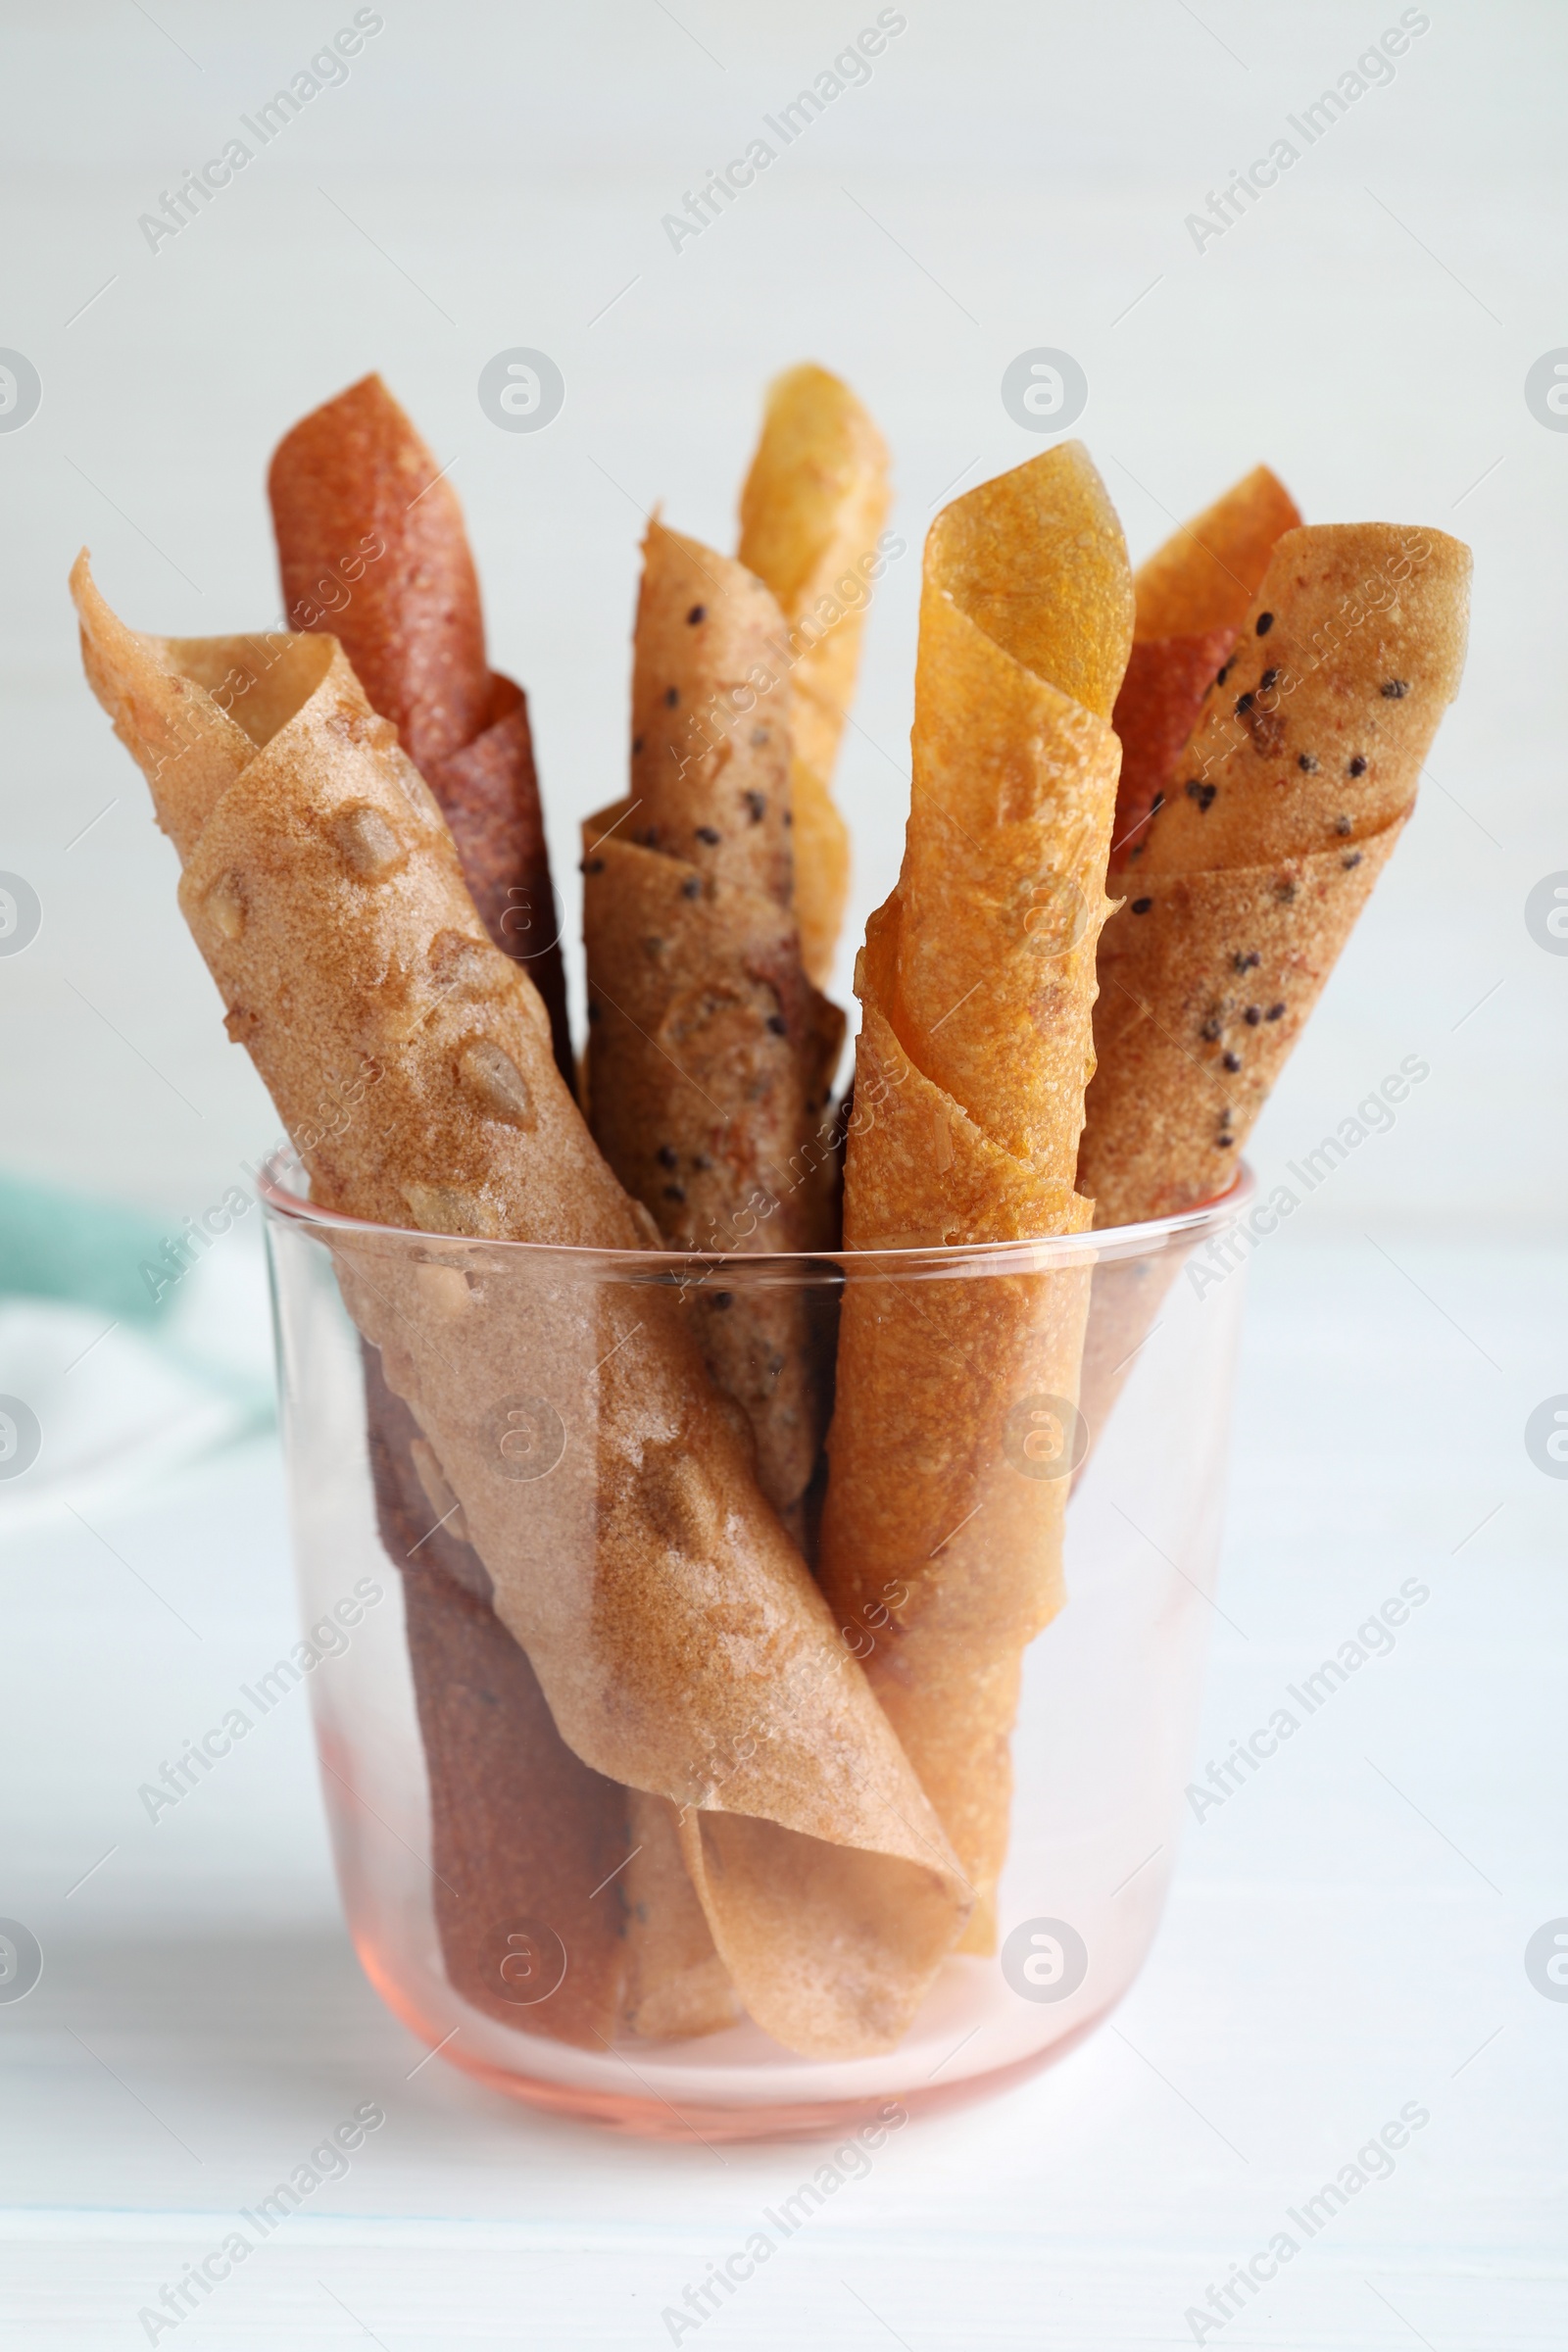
[
  {"xmin": 72, "ymin": 556, "xmax": 972, "ymax": 2060},
  {"xmin": 582, "ymin": 520, "xmax": 844, "ymax": 2035},
  {"xmin": 268, "ymin": 373, "xmax": 618, "ymax": 2045},
  {"xmin": 816, "ymin": 445, "xmax": 1135, "ymax": 1950},
  {"xmin": 737, "ymin": 365, "xmax": 891, "ymax": 988}
]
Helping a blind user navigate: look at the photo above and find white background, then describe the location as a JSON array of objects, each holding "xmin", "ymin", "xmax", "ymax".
[{"xmin": 1, "ymin": 4, "xmax": 1564, "ymax": 2346}]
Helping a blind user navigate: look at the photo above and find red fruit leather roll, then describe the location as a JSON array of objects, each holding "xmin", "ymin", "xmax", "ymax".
[
  {"xmin": 269, "ymin": 377, "xmax": 625, "ymax": 2041},
  {"xmin": 268, "ymin": 371, "xmax": 572, "ymax": 1084},
  {"xmin": 1108, "ymin": 627, "xmax": 1238, "ymax": 873},
  {"xmin": 362, "ymin": 1345, "xmax": 628, "ymax": 2047}
]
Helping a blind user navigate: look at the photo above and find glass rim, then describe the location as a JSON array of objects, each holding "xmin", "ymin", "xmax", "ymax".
[{"xmin": 257, "ymin": 1150, "xmax": 1255, "ymax": 1282}]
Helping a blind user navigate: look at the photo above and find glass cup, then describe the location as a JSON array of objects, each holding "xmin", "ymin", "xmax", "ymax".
[{"xmin": 261, "ymin": 1156, "xmax": 1251, "ymax": 2141}]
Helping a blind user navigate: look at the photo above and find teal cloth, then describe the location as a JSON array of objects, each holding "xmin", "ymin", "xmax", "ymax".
[{"xmin": 0, "ymin": 1169, "xmax": 179, "ymax": 1324}]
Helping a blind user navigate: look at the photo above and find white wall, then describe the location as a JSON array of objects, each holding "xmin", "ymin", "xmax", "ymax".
[{"xmin": 2, "ymin": 0, "xmax": 1561, "ymax": 1235}]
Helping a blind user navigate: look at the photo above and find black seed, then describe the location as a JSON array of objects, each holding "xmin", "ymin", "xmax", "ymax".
[
  {"xmin": 1223, "ymin": 1050, "xmax": 1242, "ymax": 1072},
  {"xmin": 695, "ymin": 825, "xmax": 720, "ymax": 846},
  {"xmin": 681, "ymin": 875, "xmax": 701, "ymax": 899},
  {"xmin": 1380, "ymin": 679, "xmax": 1409, "ymax": 699},
  {"xmin": 1217, "ymin": 1134, "xmax": 1236, "ymax": 1148},
  {"xmin": 1131, "ymin": 897, "xmax": 1152, "ymax": 914},
  {"xmin": 1200, "ymin": 1016, "xmax": 1223, "ymax": 1041},
  {"xmin": 783, "ymin": 808, "xmax": 793, "ymax": 827},
  {"xmin": 582, "ymin": 857, "xmax": 606, "ymax": 875},
  {"xmin": 1185, "ymin": 778, "xmax": 1216, "ymax": 810},
  {"xmin": 1298, "ymin": 754, "xmax": 1318, "ymax": 772},
  {"xmin": 1259, "ymin": 667, "xmax": 1279, "ymax": 691},
  {"xmin": 662, "ymin": 1184, "xmax": 686, "ymax": 1202},
  {"xmin": 1348, "ymin": 756, "xmax": 1367, "ymax": 776},
  {"xmin": 743, "ymin": 790, "xmax": 765, "ymax": 823},
  {"xmin": 765, "ymin": 1013, "xmax": 788, "ymax": 1035},
  {"xmin": 587, "ymin": 1002, "xmax": 601, "ymax": 1023},
  {"xmin": 1335, "ymin": 814, "xmax": 1352, "ymax": 836},
  {"xmin": 686, "ymin": 604, "xmax": 706, "ymax": 625},
  {"xmin": 1151, "ymin": 791, "xmax": 1164, "ymax": 811},
  {"xmin": 1215, "ymin": 662, "xmax": 1232, "ymax": 686},
  {"xmin": 1244, "ymin": 1005, "xmax": 1261, "ymax": 1026},
  {"xmin": 1274, "ymin": 879, "xmax": 1297, "ymax": 903},
  {"xmin": 1265, "ymin": 1002, "xmax": 1286, "ymax": 1020},
  {"xmin": 1255, "ymin": 611, "xmax": 1274, "ymax": 636},
  {"xmin": 711, "ymin": 1291, "xmax": 732, "ymax": 1309},
  {"xmin": 637, "ymin": 825, "xmax": 659, "ymax": 847},
  {"xmin": 632, "ymin": 735, "xmax": 644, "ymax": 756},
  {"xmin": 658, "ymin": 1145, "xmax": 678, "ymax": 1169},
  {"xmin": 1234, "ymin": 691, "xmax": 1254, "ymax": 716},
  {"xmin": 1234, "ymin": 950, "xmax": 1261, "ymax": 972},
  {"xmin": 692, "ymin": 1153, "xmax": 711, "ymax": 1170},
  {"xmin": 1343, "ymin": 851, "xmax": 1363, "ymax": 868},
  {"xmin": 766, "ymin": 1354, "xmax": 784, "ymax": 1377},
  {"xmin": 664, "ymin": 686, "xmax": 679, "ymax": 707}
]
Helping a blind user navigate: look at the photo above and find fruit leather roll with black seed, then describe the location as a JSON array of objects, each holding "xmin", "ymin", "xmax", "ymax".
[{"xmin": 583, "ymin": 520, "xmax": 845, "ymax": 1541}]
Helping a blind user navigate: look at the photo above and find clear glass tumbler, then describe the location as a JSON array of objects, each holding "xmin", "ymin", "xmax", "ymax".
[{"xmin": 261, "ymin": 1157, "xmax": 1251, "ymax": 2141}]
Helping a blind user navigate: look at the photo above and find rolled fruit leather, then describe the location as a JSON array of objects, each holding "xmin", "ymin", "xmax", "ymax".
[
  {"xmin": 269, "ymin": 375, "xmax": 617, "ymax": 2044},
  {"xmin": 737, "ymin": 363, "xmax": 891, "ymax": 989},
  {"xmin": 816, "ymin": 444, "xmax": 1135, "ymax": 1952},
  {"xmin": 72, "ymin": 555, "xmax": 972, "ymax": 2061},
  {"xmin": 583, "ymin": 523, "xmax": 845, "ymax": 2036},
  {"xmin": 1074, "ymin": 514, "xmax": 1472, "ymax": 1464},
  {"xmin": 1075, "ymin": 467, "xmax": 1302, "ymax": 1470}
]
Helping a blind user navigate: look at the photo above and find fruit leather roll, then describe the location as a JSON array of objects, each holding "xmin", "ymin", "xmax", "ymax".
[
  {"xmin": 736, "ymin": 365, "xmax": 891, "ymax": 988},
  {"xmin": 1075, "ymin": 467, "xmax": 1302, "ymax": 1469},
  {"xmin": 269, "ymin": 372, "xmax": 614, "ymax": 2041},
  {"xmin": 362, "ymin": 1344, "xmax": 628, "ymax": 2044},
  {"xmin": 73, "ymin": 558, "xmax": 972, "ymax": 2059},
  {"xmin": 583, "ymin": 521, "xmax": 845, "ymax": 1540},
  {"xmin": 816, "ymin": 445, "xmax": 1135, "ymax": 1949},
  {"xmin": 1078, "ymin": 519, "xmax": 1472, "ymax": 1229},
  {"xmin": 269, "ymin": 371, "xmax": 571, "ymax": 1079}
]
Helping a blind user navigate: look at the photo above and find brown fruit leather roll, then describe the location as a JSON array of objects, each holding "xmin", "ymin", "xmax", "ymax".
[
  {"xmin": 583, "ymin": 523, "xmax": 845, "ymax": 2032},
  {"xmin": 583, "ymin": 522, "xmax": 845, "ymax": 1535},
  {"xmin": 1079, "ymin": 520, "xmax": 1472, "ymax": 1230},
  {"xmin": 1077, "ymin": 468, "xmax": 1302, "ymax": 1466},
  {"xmin": 269, "ymin": 371, "xmax": 572, "ymax": 1083}
]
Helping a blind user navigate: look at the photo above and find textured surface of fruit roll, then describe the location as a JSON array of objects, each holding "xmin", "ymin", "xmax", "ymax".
[
  {"xmin": 817, "ymin": 445, "xmax": 1134, "ymax": 1948},
  {"xmin": 737, "ymin": 365, "xmax": 891, "ymax": 985},
  {"xmin": 74, "ymin": 556, "xmax": 970, "ymax": 2058},
  {"xmin": 1078, "ymin": 521, "xmax": 1471, "ymax": 1230},
  {"xmin": 363, "ymin": 1345, "xmax": 629, "ymax": 2047},
  {"xmin": 269, "ymin": 372, "xmax": 571, "ymax": 1082},
  {"xmin": 585, "ymin": 522, "xmax": 845, "ymax": 1528}
]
